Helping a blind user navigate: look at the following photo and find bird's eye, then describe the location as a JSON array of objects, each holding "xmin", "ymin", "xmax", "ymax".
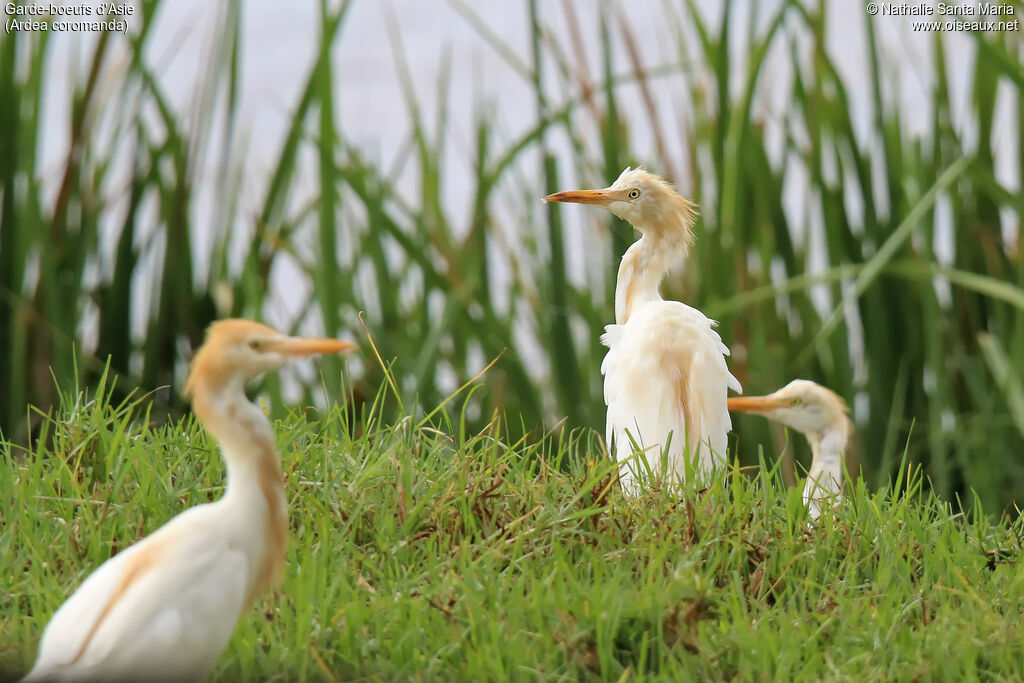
[
  {"xmin": 791, "ymin": 397, "xmax": 802, "ymax": 406},
  {"xmin": 249, "ymin": 340, "xmax": 262, "ymax": 351},
  {"xmin": 627, "ymin": 189, "xmax": 640, "ymax": 199}
]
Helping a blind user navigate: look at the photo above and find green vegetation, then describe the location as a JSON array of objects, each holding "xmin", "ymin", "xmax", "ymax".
[
  {"xmin": 2, "ymin": 2, "xmax": 1023, "ymax": 510},
  {"xmin": 3, "ymin": 381, "xmax": 1023, "ymax": 680},
  {"xmin": 2, "ymin": 1, "xmax": 1024, "ymax": 677}
]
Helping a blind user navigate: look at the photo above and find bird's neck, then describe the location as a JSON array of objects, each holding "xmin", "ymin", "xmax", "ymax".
[
  {"xmin": 191, "ymin": 378, "xmax": 288, "ymax": 605},
  {"xmin": 803, "ymin": 425, "xmax": 848, "ymax": 513},
  {"xmin": 615, "ymin": 234, "xmax": 685, "ymax": 324}
]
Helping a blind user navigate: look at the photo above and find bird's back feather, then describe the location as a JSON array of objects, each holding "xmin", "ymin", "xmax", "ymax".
[
  {"xmin": 24, "ymin": 504, "xmax": 249, "ymax": 682},
  {"xmin": 601, "ymin": 300, "xmax": 740, "ymax": 493}
]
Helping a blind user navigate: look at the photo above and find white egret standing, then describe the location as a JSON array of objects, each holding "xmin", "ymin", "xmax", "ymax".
[
  {"xmin": 23, "ymin": 319, "xmax": 356, "ymax": 682},
  {"xmin": 728, "ymin": 379, "xmax": 853, "ymax": 519},
  {"xmin": 546, "ymin": 168, "xmax": 741, "ymax": 492}
]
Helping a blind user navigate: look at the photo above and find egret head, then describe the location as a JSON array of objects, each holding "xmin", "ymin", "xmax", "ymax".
[
  {"xmin": 545, "ymin": 167, "xmax": 698, "ymax": 245},
  {"xmin": 185, "ymin": 319, "xmax": 356, "ymax": 397},
  {"xmin": 727, "ymin": 379, "xmax": 851, "ymax": 439}
]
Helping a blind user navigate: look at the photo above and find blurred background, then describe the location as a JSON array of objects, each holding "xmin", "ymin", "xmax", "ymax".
[{"xmin": 1, "ymin": 0, "xmax": 1022, "ymax": 513}]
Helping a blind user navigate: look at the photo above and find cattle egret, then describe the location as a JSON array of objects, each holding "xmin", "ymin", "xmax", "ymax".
[
  {"xmin": 546, "ymin": 168, "xmax": 741, "ymax": 492},
  {"xmin": 23, "ymin": 319, "xmax": 356, "ymax": 682},
  {"xmin": 728, "ymin": 380, "xmax": 852, "ymax": 519}
]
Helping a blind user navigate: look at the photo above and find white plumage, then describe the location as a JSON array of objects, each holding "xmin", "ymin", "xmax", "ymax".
[
  {"xmin": 27, "ymin": 509, "xmax": 249, "ymax": 681},
  {"xmin": 602, "ymin": 301, "xmax": 741, "ymax": 491},
  {"xmin": 23, "ymin": 320, "xmax": 355, "ymax": 682},
  {"xmin": 547, "ymin": 168, "xmax": 740, "ymax": 492}
]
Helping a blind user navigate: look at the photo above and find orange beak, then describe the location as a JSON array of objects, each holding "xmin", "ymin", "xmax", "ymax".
[
  {"xmin": 267, "ymin": 337, "xmax": 357, "ymax": 357},
  {"xmin": 727, "ymin": 395, "xmax": 790, "ymax": 413},
  {"xmin": 544, "ymin": 188, "xmax": 621, "ymax": 205}
]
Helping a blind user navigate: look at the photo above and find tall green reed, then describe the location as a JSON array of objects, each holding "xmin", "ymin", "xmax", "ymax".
[{"xmin": 1, "ymin": 0, "xmax": 1022, "ymax": 513}]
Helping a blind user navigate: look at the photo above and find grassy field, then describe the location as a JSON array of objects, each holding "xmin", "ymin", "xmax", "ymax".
[
  {"xmin": 2, "ymin": 379, "xmax": 1023, "ymax": 681},
  {"xmin": 2, "ymin": 3, "xmax": 1023, "ymax": 678}
]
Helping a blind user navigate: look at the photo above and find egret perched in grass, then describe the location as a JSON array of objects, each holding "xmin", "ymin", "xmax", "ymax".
[
  {"xmin": 546, "ymin": 168, "xmax": 740, "ymax": 492},
  {"xmin": 23, "ymin": 319, "xmax": 356, "ymax": 682},
  {"xmin": 728, "ymin": 380, "xmax": 852, "ymax": 519}
]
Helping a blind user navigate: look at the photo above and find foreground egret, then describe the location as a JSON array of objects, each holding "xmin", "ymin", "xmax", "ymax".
[
  {"xmin": 546, "ymin": 168, "xmax": 740, "ymax": 492},
  {"xmin": 728, "ymin": 380, "xmax": 852, "ymax": 519},
  {"xmin": 24, "ymin": 319, "xmax": 355, "ymax": 682}
]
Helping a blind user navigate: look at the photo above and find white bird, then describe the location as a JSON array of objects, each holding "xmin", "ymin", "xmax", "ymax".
[
  {"xmin": 728, "ymin": 379, "xmax": 853, "ymax": 519},
  {"xmin": 23, "ymin": 319, "xmax": 355, "ymax": 682},
  {"xmin": 546, "ymin": 167, "xmax": 741, "ymax": 492}
]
